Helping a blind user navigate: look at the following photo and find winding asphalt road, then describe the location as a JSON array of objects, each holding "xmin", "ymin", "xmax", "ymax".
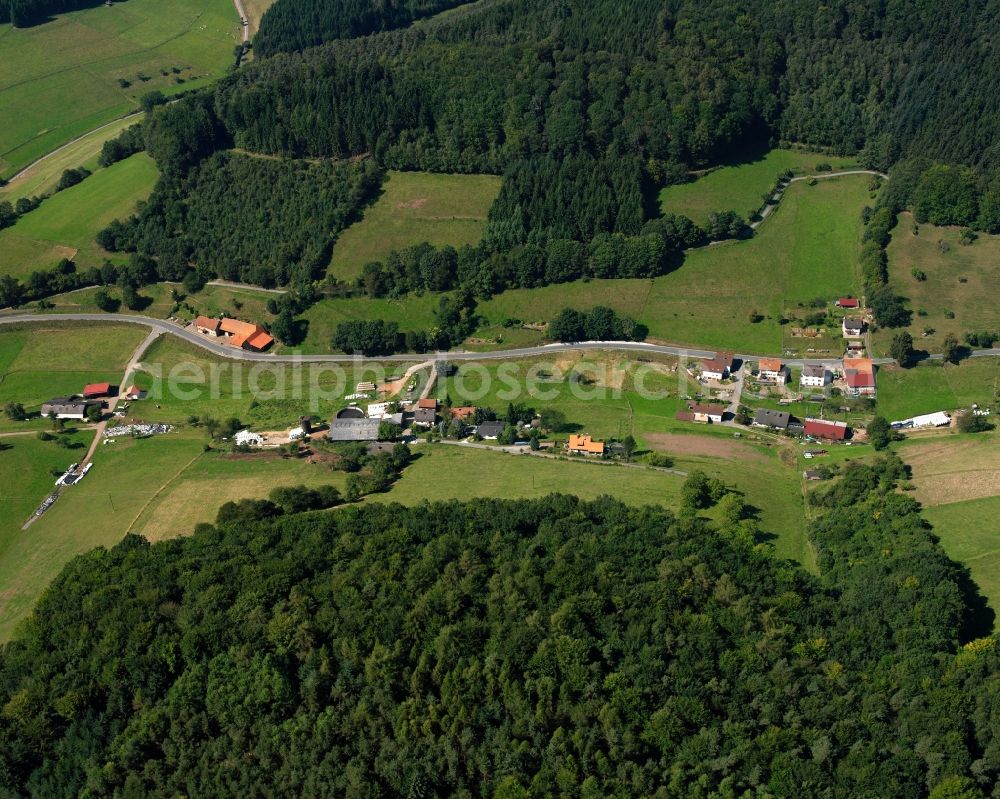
[{"xmin": 2, "ymin": 312, "xmax": 997, "ymax": 365}]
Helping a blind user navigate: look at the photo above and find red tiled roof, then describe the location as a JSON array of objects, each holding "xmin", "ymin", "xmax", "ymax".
[
  {"xmin": 450, "ymin": 406, "xmax": 476, "ymax": 419},
  {"xmin": 804, "ymin": 418, "xmax": 848, "ymax": 440},
  {"xmin": 245, "ymin": 330, "xmax": 274, "ymax": 351},
  {"xmin": 758, "ymin": 358, "xmax": 782, "ymax": 372},
  {"xmin": 194, "ymin": 315, "xmax": 220, "ymax": 331},
  {"xmin": 837, "ymin": 297, "xmax": 860, "ymax": 308},
  {"xmin": 416, "ymin": 398, "xmax": 438, "ymax": 409},
  {"xmin": 845, "ymin": 370, "xmax": 876, "ymax": 388},
  {"xmin": 689, "ymin": 403, "xmax": 726, "ymax": 416},
  {"xmin": 82, "ymin": 382, "xmax": 111, "ymax": 397},
  {"xmin": 701, "ymin": 359, "xmax": 730, "ymax": 374}
]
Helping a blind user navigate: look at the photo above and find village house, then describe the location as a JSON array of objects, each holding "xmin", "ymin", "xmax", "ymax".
[
  {"xmin": 194, "ymin": 316, "xmax": 221, "ymax": 336},
  {"xmin": 123, "ymin": 385, "xmax": 145, "ymax": 401},
  {"xmin": 836, "ymin": 297, "xmax": 860, "ymax": 309},
  {"xmin": 567, "ymin": 434, "xmax": 606, "ymax": 455},
  {"xmin": 804, "ymin": 418, "xmax": 849, "ymax": 441},
  {"xmin": 803, "ymin": 469, "xmax": 825, "ymax": 481},
  {"xmin": 684, "ymin": 402, "xmax": 726, "ymax": 423},
  {"xmin": 753, "ymin": 408, "xmax": 791, "ymax": 430},
  {"xmin": 800, "ymin": 363, "xmax": 830, "ymax": 388},
  {"xmin": 413, "ymin": 398, "xmax": 438, "ymax": 426},
  {"xmin": 700, "ymin": 352, "xmax": 736, "ymax": 381},
  {"xmin": 842, "ymin": 357, "xmax": 876, "ymax": 397},
  {"xmin": 476, "ymin": 420, "xmax": 504, "ymax": 439},
  {"xmin": 841, "ymin": 317, "xmax": 865, "ymax": 338},
  {"xmin": 757, "ymin": 358, "xmax": 787, "ymax": 384},
  {"xmin": 450, "ymin": 406, "xmax": 477, "ymax": 420},
  {"xmin": 219, "ymin": 318, "xmax": 274, "ymax": 352}
]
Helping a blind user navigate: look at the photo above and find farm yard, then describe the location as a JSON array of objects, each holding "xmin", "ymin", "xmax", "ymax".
[
  {"xmin": 657, "ymin": 147, "xmax": 858, "ymax": 225},
  {"xmin": 878, "ymin": 213, "xmax": 1000, "ymax": 355},
  {"xmin": 326, "ymin": 170, "xmax": 501, "ymax": 281},
  {"xmin": 0, "ymin": 321, "xmax": 149, "ymax": 430},
  {"xmin": 0, "ymin": 153, "xmax": 158, "ymax": 278},
  {"xmin": 0, "ymin": 0, "xmax": 240, "ymax": 178}
]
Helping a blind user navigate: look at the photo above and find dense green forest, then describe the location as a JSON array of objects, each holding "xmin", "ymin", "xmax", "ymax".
[
  {"xmin": 0, "ymin": 458, "xmax": 997, "ymax": 797},
  {"xmin": 100, "ymin": 146, "xmax": 382, "ymax": 288},
  {"xmin": 0, "ymin": 0, "xmax": 109, "ymax": 26},
  {"xmin": 254, "ymin": 0, "xmax": 472, "ymax": 57}
]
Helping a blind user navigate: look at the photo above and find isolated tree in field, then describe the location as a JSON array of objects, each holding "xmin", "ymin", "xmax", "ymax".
[
  {"xmin": 890, "ymin": 331, "xmax": 915, "ymax": 366},
  {"xmin": 942, "ymin": 334, "xmax": 963, "ymax": 363},
  {"xmin": 4, "ymin": 402, "xmax": 26, "ymax": 421},
  {"xmin": 622, "ymin": 435, "xmax": 637, "ymax": 461},
  {"xmin": 867, "ymin": 416, "xmax": 893, "ymax": 450},
  {"xmin": 956, "ymin": 412, "xmax": 992, "ymax": 434},
  {"xmin": 681, "ymin": 470, "xmax": 712, "ymax": 509},
  {"xmin": 539, "ymin": 408, "xmax": 567, "ymax": 433}
]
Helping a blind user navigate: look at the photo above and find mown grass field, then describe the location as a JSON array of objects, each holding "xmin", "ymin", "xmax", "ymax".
[
  {"xmin": 306, "ymin": 174, "xmax": 869, "ymax": 354},
  {"xmin": 922, "ymin": 496, "xmax": 1000, "ymax": 616},
  {"xmin": 0, "ymin": 322, "xmax": 149, "ymax": 429},
  {"xmin": 327, "ymin": 170, "xmax": 501, "ymax": 281},
  {"xmin": 896, "ymin": 429, "xmax": 1000, "ymax": 625},
  {"xmin": 876, "ymin": 358, "xmax": 1000, "ymax": 420},
  {"xmin": 0, "ymin": 153, "xmax": 158, "ymax": 278},
  {"xmin": 0, "ymin": 115, "xmax": 139, "ymax": 203},
  {"xmin": 877, "ymin": 213, "xmax": 1000, "ymax": 355},
  {"xmin": 0, "ymin": 0, "xmax": 239, "ymax": 178},
  {"xmin": 658, "ymin": 148, "xmax": 858, "ymax": 224},
  {"xmin": 0, "ymin": 429, "xmax": 92, "ymax": 638}
]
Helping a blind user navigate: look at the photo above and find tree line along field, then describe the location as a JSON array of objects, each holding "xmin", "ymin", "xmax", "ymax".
[
  {"xmin": 326, "ymin": 170, "xmax": 502, "ymax": 282},
  {"xmin": 873, "ymin": 212, "xmax": 1000, "ymax": 355},
  {"xmin": 0, "ymin": 0, "xmax": 240, "ymax": 179},
  {"xmin": 0, "ymin": 152, "xmax": 158, "ymax": 279},
  {"xmin": 303, "ymin": 173, "xmax": 869, "ymax": 354},
  {"xmin": 657, "ymin": 147, "xmax": 858, "ymax": 225}
]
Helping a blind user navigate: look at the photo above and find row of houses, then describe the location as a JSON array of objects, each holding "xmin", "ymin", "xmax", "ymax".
[
  {"xmin": 194, "ymin": 316, "xmax": 274, "ymax": 352},
  {"xmin": 758, "ymin": 357, "xmax": 877, "ymax": 398}
]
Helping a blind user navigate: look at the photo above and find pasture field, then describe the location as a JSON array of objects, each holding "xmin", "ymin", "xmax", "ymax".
[
  {"xmin": 658, "ymin": 148, "xmax": 858, "ymax": 224},
  {"xmin": 0, "ymin": 430, "xmax": 92, "ymax": 636},
  {"xmin": 0, "ymin": 153, "xmax": 158, "ymax": 278},
  {"xmin": 922, "ymin": 496, "xmax": 1000, "ymax": 616},
  {"xmin": 0, "ymin": 0, "xmax": 239, "ymax": 178},
  {"xmin": 897, "ymin": 429, "xmax": 1000, "ymax": 625},
  {"xmin": 0, "ymin": 322, "xmax": 149, "ymax": 429},
  {"xmin": 0, "ymin": 115, "xmax": 139, "ymax": 203},
  {"xmin": 877, "ymin": 213, "xmax": 1000, "ymax": 355},
  {"xmin": 327, "ymin": 170, "xmax": 501, "ymax": 281},
  {"xmin": 876, "ymin": 359, "xmax": 1000, "ymax": 420},
  {"xmin": 306, "ymin": 174, "xmax": 869, "ymax": 354},
  {"xmin": 20, "ymin": 281, "xmax": 279, "ymax": 327}
]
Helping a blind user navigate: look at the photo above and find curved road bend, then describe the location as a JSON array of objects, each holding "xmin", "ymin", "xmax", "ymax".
[{"xmin": 6, "ymin": 312, "xmax": 994, "ymax": 365}]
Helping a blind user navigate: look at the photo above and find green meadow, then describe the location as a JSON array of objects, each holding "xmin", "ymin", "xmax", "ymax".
[
  {"xmin": 658, "ymin": 148, "xmax": 858, "ymax": 225},
  {"xmin": 306, "ymin": 173, "xmax": 869, "ymax": 354},
  {"xmin": 0, "ymin": 0, "xmax": 239, "ymax": 178},
  {"xmin": 876, "ymin": 359, "xmax": 1000, "ymax": 420},
  {"xmin": 0, "ymin": 153, "xmax": 158, "ymax": 278},
  {"xmin": 876, "ymin": 213, "xmax": 1000, "ymax": 355},
  {"xmin": 0, "ymin": 114, "xmax": 139, "ymax": 203},
  {"xmin": 327, "ymin": 170, "xmax": 501, "ymax": 281}
]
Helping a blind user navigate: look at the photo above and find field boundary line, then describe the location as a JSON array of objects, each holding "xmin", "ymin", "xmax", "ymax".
[{"xmin": 125, "ymin": 450, "xmax": 205, "ymax": 534}]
